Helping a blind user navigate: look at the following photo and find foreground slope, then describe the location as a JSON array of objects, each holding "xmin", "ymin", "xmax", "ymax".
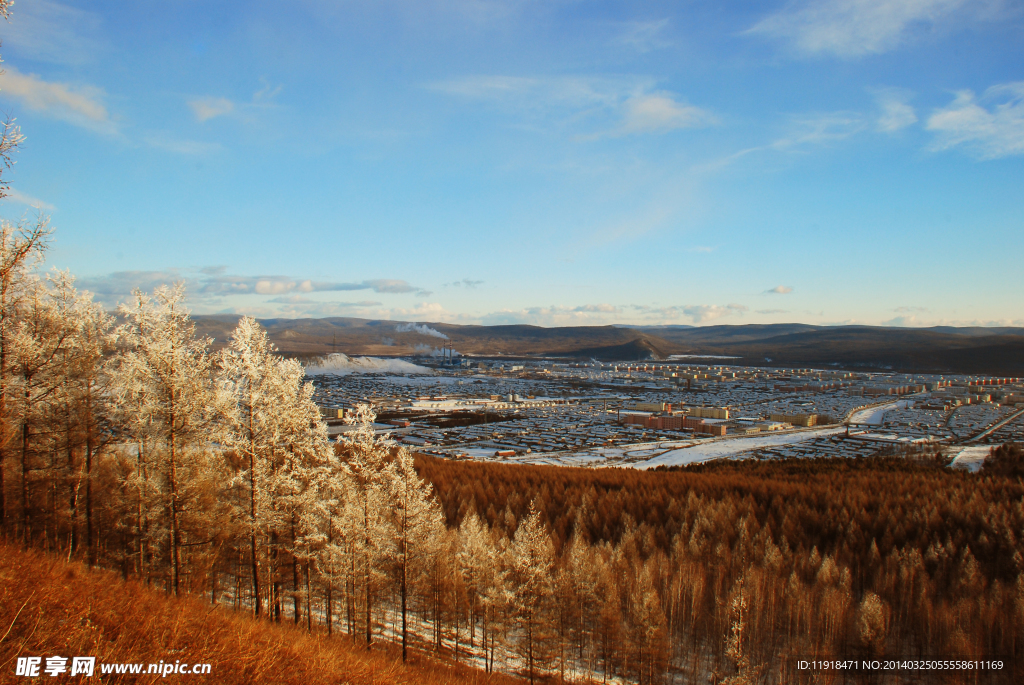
[{"xmin": 0, "ymin": 544, "xmax": 517, "ymax": 685}]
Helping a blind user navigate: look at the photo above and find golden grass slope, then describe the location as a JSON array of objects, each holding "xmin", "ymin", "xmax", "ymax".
[{"xmin": 0, "ymin": 543, "xmax": 519, "ymax": 684}]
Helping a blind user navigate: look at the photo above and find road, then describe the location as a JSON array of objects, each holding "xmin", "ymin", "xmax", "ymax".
[{"xmin": 965, "ymin": 406, "xmax": 1024, "ymax": 444}]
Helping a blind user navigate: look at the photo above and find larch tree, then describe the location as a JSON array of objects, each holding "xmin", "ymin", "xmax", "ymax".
[
  {"xmin": 335, "ymin": 403, "xmax": 396, "ymax": 647},
  {"xmin": 507, "ymin": 499, "xmax": 555, "ymax": 685},
  {"xmin": 219, "ymin": 316, "xmax": 334, "ymax": 620},
  {"xmin": 111, "ymin": 284, "xmax": 219, "ymax": 595},
  {"xmin": 0, "ymin": 0, "xmax": 51, "ymax": 532},
  {"xmin": 36, "ymin": 271, "xmax": 114, "ymax": 563},
  {"xmin": 8, "ymin": 270, "xmax": 84, "ymax": 542},
  {"xmin": 388, "ymin": 445, "xmax": 445, "ymax": 661}
]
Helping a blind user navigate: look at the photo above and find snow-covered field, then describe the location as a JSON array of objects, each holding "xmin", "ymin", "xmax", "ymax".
[
  {"xmin": 637, "ymin": 427, "xmax": 848, "ymax": 468},
  {"xmin": 304, "ymin": 353, "xmax": 432, "ymax": 376},
  {"xmin": 848, "ymin": 400, "xmax": 908, "ymax": 425},
  {"xmin": 949, "ymin": 445, "xmax": 992, "ymax": 473}
]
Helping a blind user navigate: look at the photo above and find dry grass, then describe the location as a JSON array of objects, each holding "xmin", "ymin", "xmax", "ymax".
[{"xmin": 0, "ymin": 542, "xmax": 520, "ymax": 684}]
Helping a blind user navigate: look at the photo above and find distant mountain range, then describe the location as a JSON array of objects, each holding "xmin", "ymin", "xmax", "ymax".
[{"xmin": 192, "ymin": 316, "xmax": 1024, "ymax": 375}]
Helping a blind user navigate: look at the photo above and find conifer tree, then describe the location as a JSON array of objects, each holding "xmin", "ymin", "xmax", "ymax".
[
  {"xmin": 112, "ymin": 284, "xmax": 219, "ymax": 595},
  {"xmin": 388, "ymin": 445, "xmax": 445, "ymax": 661},
  {"xmin": 335, "ymin": 403, "xmax": 395, "ymax": 647},
  {"xmin": 507, "ymin": 499, "xmax": 554, "ymax": 685},
  {"xmin": 219, "ymin": 316, "xmax": 334, "ymax": 619}
]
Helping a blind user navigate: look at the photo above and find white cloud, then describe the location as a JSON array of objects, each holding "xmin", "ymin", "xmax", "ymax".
[
  {"xmin": 429, "ymin": 75, "xmax": 713, "ymax": 137},
  {"xmin": 188, "ymin": 80, "xmax": 282, "ymax": 123},
  {"xmin": 189, "ymin": 97, "xmax": 235, "ymax": 122},
  {"xmin": 613, "ymin": 19, "xmax": 672, "ymax": 53},
  {"xmin": 772, "ymin": 112, "xmax": 867, "ymax": 149},
  {"xmin": 681, "ymin": 303, "xmax": 748, "ymax": 323},
  {"xmin": 480, "ymin": 304, "xmax": 631, "ymax": 326},
  {"xmin": 626, "ymin": 303, "xmax": 749, "ymax": 324},
  {"xmin": 766, "ymin": 285, "xmax": 794, "ymax": 294},
  {"xmin": 882, "ymin": 314, "xmax": 920, "ymax": 326},
  {"xmin": 873, "ymin": 89, "xmax": 918, "ymax": 132},
  {"xmin": 926, "ymin": 81, "xmax": 1024, "ymax": 158},
  {"xmin": 746, "ymin": 0, "xmax": 994, "ymax": 58},
  {"xmin": 619, "ymin": 92, "xmax": 716, "ymax": 134},
  {"xmin": 3, "ymin": 188, "xmax": 55, "ymax": 211},
  {"xmin": 0, "ymin": 66, "xmax": 114, "ymax": 133},
  {"xmin": 76, "ymin": 269, "xmax": 430, "ymax": 310},
  {"xmin": 1, "ymin": 0, "xmax": 104, "ymax": 66}
]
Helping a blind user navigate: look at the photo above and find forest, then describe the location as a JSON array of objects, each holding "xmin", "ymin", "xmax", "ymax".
[{"xmin": 0, "ymin": 216, "xmax": 1022, "ymax": 683}]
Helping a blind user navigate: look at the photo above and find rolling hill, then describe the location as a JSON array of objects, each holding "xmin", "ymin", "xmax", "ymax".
[{"xmin": 192, "ymin": 316, "xmax": 1024, "ymax": 375}]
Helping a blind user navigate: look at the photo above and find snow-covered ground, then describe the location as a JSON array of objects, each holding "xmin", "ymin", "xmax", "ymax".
[
  {"xmin": 949, "ymin": 445, "xmax": 992, "ymax": 472},
  {"xmin": 304, "ymin": 353, "xmax": 432, "ymax": 376},
  {"xmin": 637, "ymin": 427, "xmax": 848, "ymax": 468},
  {"xmin": 848, "ymin": 400, "xmax": 908, "ymax": 425}
]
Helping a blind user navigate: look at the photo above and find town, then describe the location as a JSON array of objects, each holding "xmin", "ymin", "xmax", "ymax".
[{"xmin": 308, "ymin": 356, "xmax": 1024, "ymax": 469}]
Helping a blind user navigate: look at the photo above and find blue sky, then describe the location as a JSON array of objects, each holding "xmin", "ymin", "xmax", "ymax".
[{"xmin": 0, "ymin": 0, "xmax": 1021, "ymax": 327}]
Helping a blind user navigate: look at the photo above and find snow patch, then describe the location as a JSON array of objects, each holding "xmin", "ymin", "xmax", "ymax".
[
  {"xmin": 949, "ymin": 446, "xmax": 991, "ymax": 473},
  {"xmin": 303, "ymin": 353, "xmax": 432, "ymax": 376}
]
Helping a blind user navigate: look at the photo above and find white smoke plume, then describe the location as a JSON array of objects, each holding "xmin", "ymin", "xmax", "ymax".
[
  {"xmin": 413, "ymin": 344, "xmax": 461, "ymax": 357},
  {"xmin": 395, "ymin": 323, "xmax": 448, "ymax": 339},
  {"xmin": 304, "ymin": 353, "xmax": 432, "ymax": 376}
]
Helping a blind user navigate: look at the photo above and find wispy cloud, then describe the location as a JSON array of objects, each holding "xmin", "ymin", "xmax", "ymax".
[
  {"xmin": 445, "ymin": 278, "xmax": 484, "ymax": 288},
  {"xmin": 613, "ymin": 19, "xmax": 672, "ymax": 53},
  {"xmin": 627, "ymin": 303, "xmax": 749, "ymax": 324},
  {"xmin": 766, "ymin": 285, "xmax": 794, "ymax": 294},
  {"xmin": 188, "ymin": 79, "xmax": 283, "ymax": 123},
  {"xmin": 745, "ymin": 0, "xmax": 996, "ymax": 58},
  {"xmin": 0, "ymin": 66, "xmax": 114, "ymax": 134},
  {"xmin": 76, "ymin": 269, "xmax": 430, "ymax": 309},
  {"xmin": 429, "ymin": 74, "xmax": 714, "ymax": 137},
  {"xmin": 618, "ymin": 92, "xmax": 717, "ymax": 135},
  {"xmin": 883, "ymin": 314, "xmax": 921, "ymax": 326},
  {"xmin": 1, "ymin": 0, "xmax": 105, "ymax": 66},
  {"xmin": 189, "ymin": 97, "xmax": 235, "ymax": 122},
  {"xmin": 873, "ymin": 88, "xmax": 918, "ymax": 132},
  {"xmin": 926, "ymin": 81, "xmax": 1024, "ymax": 158},
  {"xmin": 3, "ymin": 188, "xmax": 55, "ymax": 211},
  {"xmin": 479, "ymin": 305, "xmax": 616, "ymax": 326},
  {"xmin": 716, "ymin": 111, "xmax": 868, "ymax": 167},
  {"xmin": 771, "ymin": 112, "xmax": 866, "ymax": 150}
]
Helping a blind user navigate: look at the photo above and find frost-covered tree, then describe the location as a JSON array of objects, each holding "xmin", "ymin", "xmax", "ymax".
[
  {"xmin": 507, "ymin": 499, "xmax": 555, "ymax": 685},
  {"xmin": 112, "ymin": 284, "xmax": 219, "ymax": 595},
  {"xmin": 388, "ymin": 445, "xmax": 444, "ymax": 661},
  {"xmin": 7, "ymin": 270, "xmax": 94, "ymax": 542},
  {"xmin": 335, "ymin": 403, "xmax": 395, "ymax": 646},
  {"xmin": 38, "ymin": 272, "xmax": 114, "ymax": 563},
  {"xmin": 458, "ymin": 512, "xmax": 507, "ymax": 672},
  {"xmin": 219, "ymin": 316, "xmax": 333, "ymax": 619},
  {"xmin": 307, "ymin": 449, "xmax": 353, "ymax": 635},
  {"xmin": 558, "ymin": 526, "xmax": 600, "ymax": 681},
  {"xmin": 0, "ymin": 220, "xmax": 50, "ymax": 529}
]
